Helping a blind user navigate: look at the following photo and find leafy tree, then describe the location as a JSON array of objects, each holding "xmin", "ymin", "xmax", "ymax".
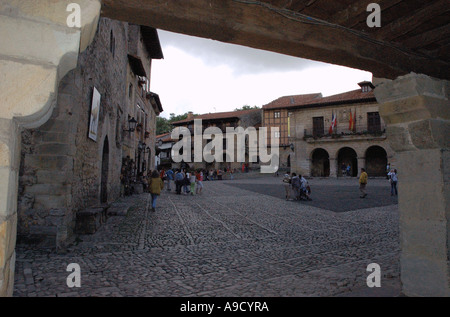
[
  {"xmin": 234, "ymin": 105, "xmax": 260, "ymax": 111},
  {"xmin": 156, "ymin": 112, "xmax": 191, "ymax": 135}
]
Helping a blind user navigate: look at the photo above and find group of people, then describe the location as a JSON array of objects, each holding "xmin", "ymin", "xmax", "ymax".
[
  {"xmin": 160, "ymin": 168, "xmax": 205, "ymax": 196},
  {"xmin": 145, "ymin": 168, "xmax": 205, "ymax": 212},
  {"xmin": 282, "ymin": 173, "xmax": 312, "ymax": 201},
  {"xmin": 359, "ymin": 166, "xmax": 398, "ymax": 198},
  {"xmin": 281, "ymin": 166, "xmax": 398, "ymax": 202}
]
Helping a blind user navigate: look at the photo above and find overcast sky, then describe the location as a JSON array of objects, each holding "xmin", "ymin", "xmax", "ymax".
[{"xmin": 151, "ymin": 30, "xmax": 373, "ymax": 119}]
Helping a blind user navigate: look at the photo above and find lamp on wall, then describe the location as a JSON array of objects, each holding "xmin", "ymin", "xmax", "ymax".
[{"xmin": 124, "ymin": 117, "xmax": 137, "ymax": 134}]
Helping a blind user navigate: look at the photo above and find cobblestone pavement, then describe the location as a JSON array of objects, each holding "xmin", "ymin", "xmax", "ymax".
[{"xmin": 13, "ymin": 177, "xmax": 400, "ymax": 297}]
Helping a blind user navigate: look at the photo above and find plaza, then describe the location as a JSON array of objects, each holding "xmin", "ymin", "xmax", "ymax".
[{"xmin": 13, "ymin": 176, "xmax": 400, "ymax": 297}]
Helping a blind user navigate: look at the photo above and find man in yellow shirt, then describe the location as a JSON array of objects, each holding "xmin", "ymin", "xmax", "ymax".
[{"xmin": 359, "ymin": 168, "xmax": 368, "ymax": 198}]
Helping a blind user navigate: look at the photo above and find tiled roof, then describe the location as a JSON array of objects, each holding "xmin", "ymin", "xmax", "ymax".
[
  {"xmin": 263, "ymin": 89, "xmax": 376, "ymax": 110},
  {"xmin": 262, "ymin": 93, "xmax": 322, "ymax": 110},
  {"xmin": 172, "ymin": 108, "xmax": 261, "ymax": 125},
  {"xmin": 304, "ymin": 89, "xmax": 376, "ymax": 106},
  {"xmin": 156, "ymin": 132, "xmax": 176, "ymax": 143}
]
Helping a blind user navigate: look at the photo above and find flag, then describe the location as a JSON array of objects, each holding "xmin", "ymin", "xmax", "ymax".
[
  {"xmin": 329, "ymin": 111, "xmax": 336, "ymax": 134},
  {"xmin": 353, "ymin": 108, "xmax": 356, "ymax": 132},
  {"xmin": 349, "ymin": 109, "xmax": 354, "ymax": 131}
]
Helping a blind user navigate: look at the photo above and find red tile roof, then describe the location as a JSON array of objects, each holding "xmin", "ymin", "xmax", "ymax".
[
  {"xmin": 172, "ymin": 108, "xmax": 261, "ymax": 125},
  {"xmin": 263, "ymin": 89, "xmax": 376, "ymax": 110},
  {"xmin": 308, "ymin": 89, "xmax": 376, "ymax": 106},
  {"xmin": 262, "ymin": 93, "xmax": 322, "ymax": 110}
]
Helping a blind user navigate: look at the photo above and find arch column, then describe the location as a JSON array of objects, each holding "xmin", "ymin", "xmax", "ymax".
[
  {"xmin": 329, "ymin": 158, "xmax": 337, "ymax": 178},
  {"xmin": 357, "ymin": 157, "xmax": 365, "ymax": 173},
  {"xmin": 0, "ymin": 0, "xmax": 101, "ymax": 297},
  {"xmin": 375, "ymin": 73, "xmax": 450, "ymax": 297}
]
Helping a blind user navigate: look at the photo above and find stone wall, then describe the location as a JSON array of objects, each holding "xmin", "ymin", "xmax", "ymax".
[{"xmin": 17, "ymin": 18, "xmax": 129, "ymax": 249}]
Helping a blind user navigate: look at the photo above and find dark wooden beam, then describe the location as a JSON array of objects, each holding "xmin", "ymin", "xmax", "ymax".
[
  {"xmin": 400, "ymin": 24, "xmax": 450, "ymax": 50},
  {"xmin": 374, "ymin": 0, "xmax": 450, "ymax": 41},
  {"xmin": 329, "ymin": 0, "xmax": 402, "ymax": 27},
  {"xmin": 101, "ymin": 0, "xmax": 450, "ymax": 80}
]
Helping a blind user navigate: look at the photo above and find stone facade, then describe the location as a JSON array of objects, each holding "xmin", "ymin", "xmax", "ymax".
[
  {"xmin": 171, "ymin": 109, "xmax": 262, "ymax": 172},
  {"xmin": 17, "ymin": 18, "xmax": 163, "ymax": 250},
  {"xmin": 263, "ymin": 82, "xmax": 395, "ymax": 177}
]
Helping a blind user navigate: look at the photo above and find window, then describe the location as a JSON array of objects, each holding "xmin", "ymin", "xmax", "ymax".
[
  {"xmin": 274, "ymin": 131, "xmax": 281, "ymax": 138},
  {"xmin": 313, "ymin": 117, "xmax": 324, "ymax": 137},
  {"xmin": 367, "ymin": 112, "xmax": 381, "ymax": 133},
  {"xmin": 274, "ymin": 112, "xmax": 281, "ymax": 119}
]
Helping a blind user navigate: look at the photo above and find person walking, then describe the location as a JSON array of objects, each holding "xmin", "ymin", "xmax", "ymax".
[
  {"xmin": 175, "ymin": 169, "xmax": 184, "ymax": 195},
  {"xmin": 148, "ymin": 170, "xmax": 164, "ymax": 212},
  {"xmin": 183, "ymin": 169, "xmax": 190, "ymax": 195},
  {"xmin": 359, "ymin": 168, "xmax": 368, "ymax": 198},
  {"xmin": 388, "ymin": 168, "xmax": 398, "ymax": 196},
  {"xmin": 282, "ymin": 173, "xmax": 291, "ymax": 200},
  {"xmin": 196, "ymin": 170, "xmax": 204, "ymax": 195},
  {"xmin": 165, "ymin": 168, "xmax": 174, "ymax": 191},
  {"xmin": 189, "ymin": 170, "xmax": 196, "ymax": 195}
]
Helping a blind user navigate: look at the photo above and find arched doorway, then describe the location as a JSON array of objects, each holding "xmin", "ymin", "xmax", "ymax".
[
  {"xmin": 337, "ymin": 147, "xmax": 358, "ymax": 177},
  {"xmin": 366, "ymin": 146, "xmax": 388, "ymax": 177},
  {"xmin": 311, "ymin": 148, "xmax": 330, "ymax": 177},
  {"xmin": 100, "ymin": 136, "xmax": 109, "ymax": 204}
]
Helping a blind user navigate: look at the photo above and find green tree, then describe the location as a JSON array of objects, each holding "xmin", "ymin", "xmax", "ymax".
[
  {"xmin": 234, "ymin": 105, "xmax": 260, "ymax": 111},
  {"xmin": 156, "ymin": 112, "xmax": 192, "ymax": 135}
]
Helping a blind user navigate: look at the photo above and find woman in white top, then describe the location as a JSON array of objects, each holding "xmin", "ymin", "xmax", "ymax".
[{"xmin": 388, "ymin": 169, "xmax": 398, "ymax": 196}]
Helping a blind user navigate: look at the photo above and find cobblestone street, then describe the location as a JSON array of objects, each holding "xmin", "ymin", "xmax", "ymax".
[{"xmin": 13, "ymin": 176, "xmax": 400, "ymax": 297}]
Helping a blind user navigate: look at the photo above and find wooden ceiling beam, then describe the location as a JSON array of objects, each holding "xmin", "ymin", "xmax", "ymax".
[
  {"xmin": 330, "ymin": 0, "xmax": 402, "ymax": 27},
  {"xmin": 101, "ymin": 0, "xmax": 450, "ymax": 80},
  {"xmin": 373, "ymin": 0, "xmax": 450, "ymax": 41},
  {"xmin": 400, "ymin": 24, "xmax": 450, "ymax": 50}
]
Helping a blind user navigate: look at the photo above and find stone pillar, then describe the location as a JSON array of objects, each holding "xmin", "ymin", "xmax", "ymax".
[
  {"xmin": 329, "ymin": 158, "xmax": 337, "ymax": 178},
  {"xmin": 0, "ymin": 0, "xmax": 101, "ymax": 297},
  {"xmin": 374, "ymin": 73, "xmax": 450, "ymax": 297},
  {"xmin": 357, "ymin": 157, "xmax": 365, "ymax": 174}
]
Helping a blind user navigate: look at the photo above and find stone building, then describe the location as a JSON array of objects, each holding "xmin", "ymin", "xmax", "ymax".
[
  {"xmin": 155, "ymin": 132, "xmax": 176, "ymax": 170},
  {"xmin": 262, "ymin": 93, "xmax": 323, "ymax": 171},
  {"xmin": 286, "ymin": 82, "xmax": 395, "ymax": 177},
  {"xmin": 17, "ymin": 18, "xmax": 163, "ymax": 249},
  {"xmin": 171, "ymin": 109, "xmax": 262, "ymax": 172}
]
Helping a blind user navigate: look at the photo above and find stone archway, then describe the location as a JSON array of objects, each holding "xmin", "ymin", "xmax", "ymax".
[
  {"xmin": 365, "ymin": 145, "xmax": 388, "ymax": 177},
  {"xmin": 100, "ymin": 136, "xmax": 110, "ymax": 204},
  {"xmin": 337, "ymin": 147, "xmax": 358, "ymax": 177},
  {"xmin": 310, "ymin": 148, "xmax": 330, "ymax": 177},
  {"xmin": 0, "ymin": 0, "xmax": 102, "ymax": 296}
]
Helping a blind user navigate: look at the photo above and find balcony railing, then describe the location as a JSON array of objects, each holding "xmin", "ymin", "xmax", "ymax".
[{"xmin": 304, "ymin": 123, "xmax": 386, "ymax": 140}]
